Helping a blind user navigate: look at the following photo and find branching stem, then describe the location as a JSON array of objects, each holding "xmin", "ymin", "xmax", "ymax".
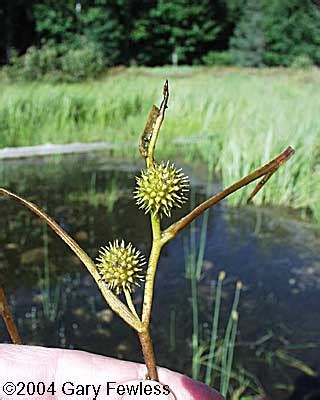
[
  {"xmin": 136, "ymin": 81, "xmax": 170, "ymax": 380},
  {"xmin": 161, "ymin": 146, "xmax": 295, "ymax": 242}
]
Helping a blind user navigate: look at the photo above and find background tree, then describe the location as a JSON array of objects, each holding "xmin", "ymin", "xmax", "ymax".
[
  {"xmin": 132, "ymin": 0, "xmax": 220, "ymax": 65},
  {"xmin": 263, "ymin": 0, "xmax": 320, "ymax": 66},
  {"xmin": 78, "ymin": 0, "xmax": 125, "ymax": 65},
  {"xmin": 229, "ymin": 0, "xmax": 265, "ymax": 67},
  {"xmin": 1, "ymin": 0, "xmax": 320, "ymax": 68},
  {"xmin": 33, "ymin": 0, "xmax": 77, "ymax": 44}
]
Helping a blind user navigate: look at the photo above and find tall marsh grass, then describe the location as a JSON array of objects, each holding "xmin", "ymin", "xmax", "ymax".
[{"xmin": 0, "ymin": 67, "xmax": 319, "ymax": 223}]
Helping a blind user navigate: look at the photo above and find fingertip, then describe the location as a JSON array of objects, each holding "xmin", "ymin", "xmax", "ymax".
[
  {"xmin": 180, "ymin": 375, "xmax": 224, "ymax": 400},
  {"xmin": 157, "ymin": 367, "xmax": 224, "ymax": 400}
]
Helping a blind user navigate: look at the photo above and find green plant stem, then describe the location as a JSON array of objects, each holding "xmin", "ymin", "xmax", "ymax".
[
  {"xmin": 196, "ymin": 209, "xmax": 210, "ymax": 279},
  {"xmin": 142, "ymin": 215, "xmax": 162, "ymax": 326},
  {"xmin": 138, "ymin": 213, "xmax": 163, "ymax": 381},
  {"xmin": 191, "ymin": 274, "xmax": 200, "ymax": 380},
  {"xmin": 220, "ymin": 283, "xmax": 242, "ymax": 396},
  {"xmin": 124, "ymin": 289, "xmax": 140, "ymax": 321},
  {"xmin": 205, "ymin": 274, "xmax": 224, "ymax": 386},
  {"xmin": 138, "ymin": 198, "xmax": 163, "ymax": 381},
  {"xmin": 225, "ymin": 314, "xmax": 239, "ymax": 394},
  {"xmin": 190, "ymin": 189, "xmax": 197, "ymax": 268}
]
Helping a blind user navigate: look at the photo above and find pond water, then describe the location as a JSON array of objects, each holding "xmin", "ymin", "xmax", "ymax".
[{"xmin": 0, "ymin": 152, "xmax": 319, "ymax": 399}]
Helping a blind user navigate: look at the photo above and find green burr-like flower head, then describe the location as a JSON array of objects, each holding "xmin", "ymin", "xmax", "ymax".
[
  {"xmin": 134, "ymin": 161, "xmax": 189, "ymax": 217},
  {"xmin": 96, "ymin": 240, "xmax": 145, "ymax": 294}
]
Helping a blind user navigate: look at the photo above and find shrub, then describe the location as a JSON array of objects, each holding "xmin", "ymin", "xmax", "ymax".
[
  {"xmin": 202, "ymin": 51, "xmax": 234, "ymax": 66},
  {"xmin": 3, "ymin": 37, "xmax": 105, "ymax": 83},
  {"xmin": 5, "ymin": 44, "xmax": 61, "ymax": 81},
  {"xmin": 3, "ymin": 48, "xmax": 24, "ymax": 79},
  {"xmin": 23, "ymin": 46, "xmax": 43, "ymax": 80},
  {"xmin": 290, "ymin": 54, "xmax": 314, "ymax": 69},
  {"xmin": 60, "ymin": 40, "xmax": 105, "ymax": 82}
]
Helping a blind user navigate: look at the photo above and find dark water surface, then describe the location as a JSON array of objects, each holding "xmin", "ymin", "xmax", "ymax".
[{"xmin": 0, "ymin": 153, "xmax": 319, "ymax": 399}]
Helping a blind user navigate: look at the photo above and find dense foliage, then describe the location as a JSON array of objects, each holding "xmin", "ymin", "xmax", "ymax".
[
  {"xmin": 4, "ymin": 38, "xmax": 105, "ymax": 82},
  {"xmin": 230, "ymin": 0, "xmax": 265, "ymax": 67},
  {"xmin": 1, "ymin": 0, "xmax": 320, "ymax": 74},
  {"xmin": 263, "ymin": 0, "xmax": 320, "ymax": 66}
]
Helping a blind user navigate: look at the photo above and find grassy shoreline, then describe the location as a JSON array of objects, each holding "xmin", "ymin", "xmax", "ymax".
[{"xmin": 0, "ymin": 67, "xmax": 319, "ymax": 224}]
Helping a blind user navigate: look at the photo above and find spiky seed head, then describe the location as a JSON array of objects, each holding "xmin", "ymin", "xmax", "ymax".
[
  {"xmin": 134, "ymin": 161, "xmax": 189, "ymax": 217},
  {"xmin": 96, "ymin": 240, "xmax": 145, "ymax": 294}
]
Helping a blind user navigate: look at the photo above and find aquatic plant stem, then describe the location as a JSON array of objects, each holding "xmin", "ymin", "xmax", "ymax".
[
  {"xmin": 205, "ymin": 272, "xmax": 225, "ymax": 386},
  {"xmin": 220, "ymin": 282, "xmax": 242, "ymax": 396},
  {"xmin": 191, "ymin": 274, "xmax": 200, "ymax": 380},
  {"xmin": 138, "ymin": 329, "xmax": 159, "ymax": 381},
  {"xmin": 139, "ymin": 215, "xmax": 162, "ymax": 380},
  {"xmin": 136, "ymin": 82, "xmax": 170, "ymax": 380},
  {"xmin": 142, "ymin": 215, "xmax": 162, "ymax": 326},
  {"xmin": 124, "ymin": 289, "xmax": 140, "ymax": 321},
  {"xmin": 161, "ymin": 146, "xmax": 295, "ymax": 242},
  {"xmin": 0, "ymin": 287, "xmax": 22, "ymax": 344}
]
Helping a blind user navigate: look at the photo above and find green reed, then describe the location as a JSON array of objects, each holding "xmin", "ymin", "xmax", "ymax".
[
  {"xmin": 220, "ymin": 282, "xmax": 242, "ymax": 397},
  {"xmin": 0, "ymin": 67, "xmax": 317, "ymax": 223},
  {"xmin": 205, "ymin": 271, "xmax": 224, "ymax": 386},
  {"xmin": 36, "ymin": 222, "xmax": 60, "ymax": 322}
]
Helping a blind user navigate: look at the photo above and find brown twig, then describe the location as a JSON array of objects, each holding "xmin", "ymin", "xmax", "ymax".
[
  {"xmin": 0, "ymin": 287, "xmax": 22, "ymax": 344},
  {"xmin": 247, "ymin": 166, "xmax": 278, "ymax": 204},
  {"xmin": 139, "ymin": 105, "xmax": 160, "ymax": 158},
  {"xmin": 146, "ymin": 80, "xmax": 169, "ymax": 168},
  {"xmin": 162, "ymin": 146, "xmax": 295, "ymax": 242}
]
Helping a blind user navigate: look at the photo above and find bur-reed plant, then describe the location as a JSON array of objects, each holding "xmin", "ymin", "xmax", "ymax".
[{"xmin": 0, "ymin": 81, "xmax": 294, "ymax": 386}]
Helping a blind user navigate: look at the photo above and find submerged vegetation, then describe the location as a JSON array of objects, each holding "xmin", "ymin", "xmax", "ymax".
[{"xmin": 0, "ymin": 68, "xmax": 318, "ymax": 224}]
